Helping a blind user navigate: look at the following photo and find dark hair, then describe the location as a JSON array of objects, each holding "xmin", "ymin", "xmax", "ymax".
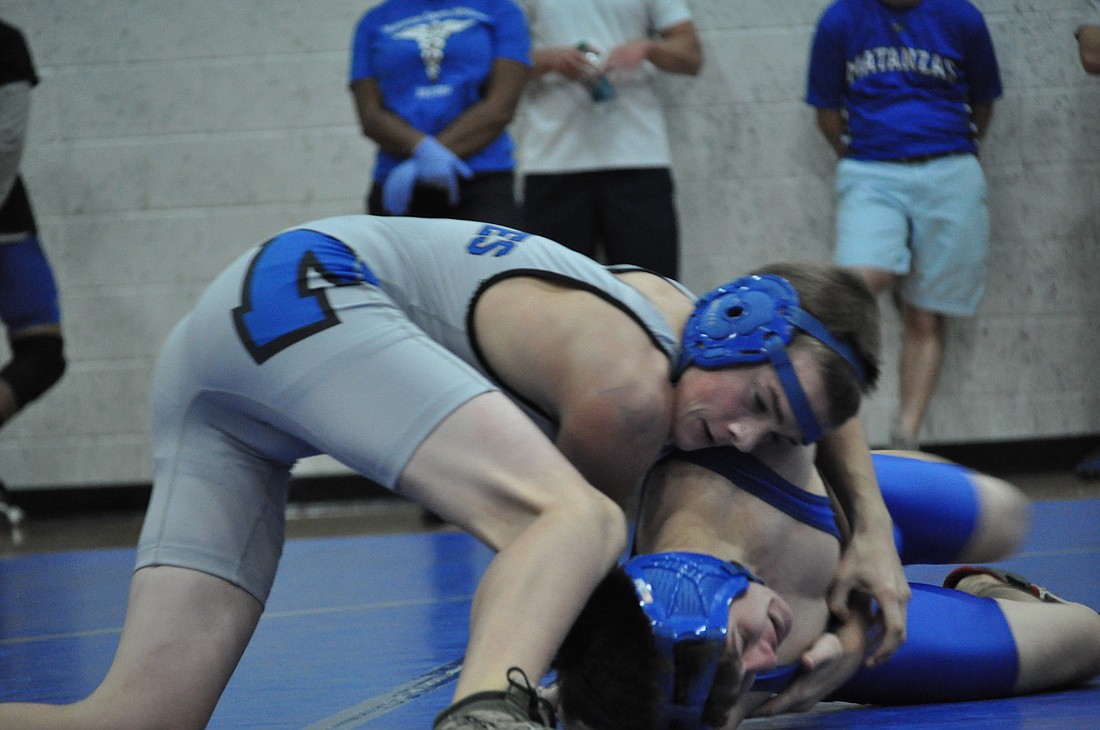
[
  {"xmin": 669, "ymin": 640, "xmax": 741, "ymax": 729},
  {"xmin": 752, "ymin": 262, "xmax": 881, "ymax": 428},
  {"xmin": 554, "ymin": 568, "xmax": 745, "ymax": 730},
  {"xmin": 553, "ymin": 568, "xmax": 662, "ymax": 730}
]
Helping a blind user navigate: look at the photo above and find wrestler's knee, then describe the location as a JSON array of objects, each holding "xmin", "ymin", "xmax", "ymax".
[{"xmin": 962, "ymin": 473, "xmax": 1031, "ymax": 562}]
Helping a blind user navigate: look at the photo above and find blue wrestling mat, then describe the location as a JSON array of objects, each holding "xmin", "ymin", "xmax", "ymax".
[{"xmin": 2, "ymin": 500, "xmax": 1098, "ymax": 729}]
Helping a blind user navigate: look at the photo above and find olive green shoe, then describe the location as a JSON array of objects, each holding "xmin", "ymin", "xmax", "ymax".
[{"xmin": 434, "ymin": 668, "xmax": 557, "ymax": 729}]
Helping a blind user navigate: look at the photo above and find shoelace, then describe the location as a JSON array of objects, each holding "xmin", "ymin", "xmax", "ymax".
[{"xmin": 506, "ymin": 667, "xmax": 558, "ymax": 727}]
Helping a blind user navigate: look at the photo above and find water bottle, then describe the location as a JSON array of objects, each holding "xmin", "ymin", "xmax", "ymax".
[{"xmin": 577, "ymin": 42, "xmax": 615, "ymax": 102}]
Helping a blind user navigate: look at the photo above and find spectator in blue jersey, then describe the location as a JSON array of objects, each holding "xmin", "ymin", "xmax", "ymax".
[
  {"xmin": 1075, "ymin": 4, "xmax": 1100, "ymax": 479},
  {"xmin": 348, "ymin": 0, "xmax": 531, "ymax": 227},
  {"xmin": 805, "ymin": 0, "xmax": 1002, "ymax": 451},
  {"xmin": 0, "ymin": 20, "xmax": 66, "ymax": 526}
]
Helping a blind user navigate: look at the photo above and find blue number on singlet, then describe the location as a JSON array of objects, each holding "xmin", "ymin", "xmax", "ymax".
[
  {"xmin": 232, "ymin": 229, "xmax": 377, "ymax": 364},
  {"xmin": 467, "ymin": 224, "xmax": 529, "ymax": 256}
]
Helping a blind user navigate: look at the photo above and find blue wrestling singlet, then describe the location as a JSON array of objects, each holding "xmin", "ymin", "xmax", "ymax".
[
  {"xmin": 874, "ymin": 453, "xmax": 980, "ymax": 565},
  {"xmin": 666, "ymin": 447, "xmax": 840, "ymax": 692},
  {"xmin": 835, "ymin": 455, "xmax": 1017, "ymax": 703},
  {"xmin": 672, "ymin": 447, "xmax": 841, "ymax": 540},
  {"xmin": 833, "ymin": 583, "xmax": 1017, "ymax": 704},
  {"xmin": 660, "ymin": 449, "xmax": 1015, "ymax": 701}
]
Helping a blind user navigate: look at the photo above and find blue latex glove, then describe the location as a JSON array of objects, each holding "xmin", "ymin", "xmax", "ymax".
[
  {"xmin": 412, "ymin": 136, "xmax": 473, "ymax": 206},
  {"xmin": 382, "ymin": 159, "xmax": 418, "ymax": 215}
]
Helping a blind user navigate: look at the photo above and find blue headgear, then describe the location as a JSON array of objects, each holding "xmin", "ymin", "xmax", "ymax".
[
  {"xmin": 622, "ymin": 552, "xmax": 762, "ymax": 728},
  {"xmin": 677, "ymin": 274, "xmax": 867, "ymax": 444}
]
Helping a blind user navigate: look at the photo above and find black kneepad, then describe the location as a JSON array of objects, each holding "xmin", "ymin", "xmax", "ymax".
[{"xmin": 2, "ymin": 333, "xmax": 66, "ymax": 409}]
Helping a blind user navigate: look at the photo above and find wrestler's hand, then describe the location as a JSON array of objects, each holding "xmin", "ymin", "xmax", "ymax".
[
  {"xmin": 750, "ymin": 613, "xmax": 869, "ymax": 717},
  {"xmin": 829, "ymin": 521, "xmax": 909, "ymax": 666}
]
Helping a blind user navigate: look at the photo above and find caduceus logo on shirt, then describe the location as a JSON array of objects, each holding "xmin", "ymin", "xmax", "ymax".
[{"xmin": 394, "ymin": 18, "xmax": 476, "ymax": 82}]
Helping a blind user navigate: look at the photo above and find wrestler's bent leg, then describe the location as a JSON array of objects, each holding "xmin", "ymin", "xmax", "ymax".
[
  {"xmin": 832, "ymin": 583, "xmax": 1018, "ymax": 704},
  {"xmin": 874, "ymin": 452, "xmax": 1029, "ymax": 564}
]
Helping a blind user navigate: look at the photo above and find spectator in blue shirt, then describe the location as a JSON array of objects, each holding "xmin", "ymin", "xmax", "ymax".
[
  {"xmin": 349, "ymin": 0, "xmax": 531, "ymax": 227},
  {"xmin": 806, "ymin": 0, "xmax": 1002, "ymax": 451}
]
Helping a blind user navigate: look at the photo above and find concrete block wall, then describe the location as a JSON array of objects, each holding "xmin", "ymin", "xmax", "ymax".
[
  {"xmin": 1, "ymin": 0, "xmax": 1097, "ymax": 489},
  {"xmin": 664, "ymin": 0, "xmax": 1100, "ymax": 449}
]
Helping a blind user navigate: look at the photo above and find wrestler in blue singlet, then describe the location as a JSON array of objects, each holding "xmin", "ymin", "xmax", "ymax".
[{"xmin": 675, "ymin": 448, "xmax": 1019, "ymax": 703}]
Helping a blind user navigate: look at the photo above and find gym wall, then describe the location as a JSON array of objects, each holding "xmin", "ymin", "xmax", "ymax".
[{"xmin": 1, "ymin": 0, "xmax": 1096, "ymax": 488}]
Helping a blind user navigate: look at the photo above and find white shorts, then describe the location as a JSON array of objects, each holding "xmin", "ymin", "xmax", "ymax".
[{"xmin": 834, "ymin": 154, "xmax": 989, "ymax": 316}]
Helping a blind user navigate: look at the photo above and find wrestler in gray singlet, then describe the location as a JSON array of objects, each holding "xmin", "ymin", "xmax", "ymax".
[{"xmin": 138, "ymin": 215, "xmax": 688, "ymax": 603}]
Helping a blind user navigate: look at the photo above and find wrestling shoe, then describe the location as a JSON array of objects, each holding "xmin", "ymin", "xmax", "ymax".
[
  {"xmin": 943, "ymin": 565, "xmax": 1068, "ymax": 604},
  {"xmin": 434, "ymin": 668, "xmax": 557, "ymax": 729},
  {"xmin": 1075, "ymin": 446, "xmax": 1100, "ymax": 480}
]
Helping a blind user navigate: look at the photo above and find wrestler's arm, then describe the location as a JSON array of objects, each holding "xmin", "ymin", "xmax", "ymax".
[
  {"xmin": 815, "ymin": 417, "xmax": 910, "ymax": 665},
  {"xmin": 553, "ymin": 347, "xmax": 671, "ymax": 506},
  {"xmin": 749, "ymin": 598, "xmax": 873, "ymax": 717},
  {"xmin": 553, "ymin": 271, "xmax": 693, "ymax": 504},
  {"xmin": 474, "ymin": 276, "xmax": 673, "ymax": 506},
  {"xmin": 736, "ymin": 440, "xmax": 874, "ymax": 717}
]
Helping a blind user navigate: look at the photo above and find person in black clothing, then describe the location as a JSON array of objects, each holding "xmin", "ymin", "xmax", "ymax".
[{"xmin": 0, "ymin": 20, "xmax": 67, "ymax": 526}]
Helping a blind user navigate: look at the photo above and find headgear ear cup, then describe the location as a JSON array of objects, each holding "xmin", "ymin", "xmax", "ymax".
[
  {"xmin": 679, "ymin": 275, "xmax": 800, "ymax": 371},
  {"xmin": 698, "ymin": 290, "xmax": 773, "ymax": 339},
  {"xmin": 622, "ymin": 553, "xmax": 762, "ymax": 727},
  {"xmin": 678, "ymin": 274, "xmax": 866, "ymax": 444}
]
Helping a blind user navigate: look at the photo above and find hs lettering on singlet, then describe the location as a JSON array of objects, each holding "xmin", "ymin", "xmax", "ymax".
[{"xmin": 233, "ymin": 224, "xmax": 529, "ymax": 363}]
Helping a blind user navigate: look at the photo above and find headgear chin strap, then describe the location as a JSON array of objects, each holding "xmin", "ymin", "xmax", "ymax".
[
  {"xmin": 623, "ymin": 552, "xmax": 762, "ymax": 728},
  {"xmin": 677, "ymin": 274, "xmax": 866, "ymax": 444}
]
